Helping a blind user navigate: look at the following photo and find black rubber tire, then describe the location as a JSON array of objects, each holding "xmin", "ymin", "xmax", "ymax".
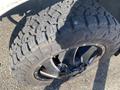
[{"xmin": 10, "ymin": 0, "xmax": 120, "ymax": 87}]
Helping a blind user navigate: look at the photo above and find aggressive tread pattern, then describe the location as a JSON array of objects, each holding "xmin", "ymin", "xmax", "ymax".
[{"xmin": 10, "ymin": 0, "xmax": 120, "ymax": 86}]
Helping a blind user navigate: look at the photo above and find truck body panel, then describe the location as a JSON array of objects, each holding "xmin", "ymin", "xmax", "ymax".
[{"xmin": 0, "ymin": 0, "xmax": 28, "ymax": 16}]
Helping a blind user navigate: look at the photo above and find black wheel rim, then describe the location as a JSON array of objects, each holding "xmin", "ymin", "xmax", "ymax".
[{"xmin": 34, "ymin": 44, "xmax": 105, "ymax": 81}]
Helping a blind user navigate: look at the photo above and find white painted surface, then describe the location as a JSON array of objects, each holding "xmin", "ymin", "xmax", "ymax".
[{"xmin": 0, "ymin": 0, "xmax": 28, "ymax": 16}]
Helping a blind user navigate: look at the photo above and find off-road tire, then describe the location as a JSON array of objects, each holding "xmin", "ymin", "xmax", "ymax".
[{"xmin": 10, "ymin": 0, "xmax": 120, "ymax": 87}]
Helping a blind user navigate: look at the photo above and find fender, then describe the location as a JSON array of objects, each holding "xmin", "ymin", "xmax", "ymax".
[{"xmin": 0, "ymin": 0, "xmax": 28, "ymax": 16}]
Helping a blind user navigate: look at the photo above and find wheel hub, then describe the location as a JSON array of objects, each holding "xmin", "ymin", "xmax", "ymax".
[{"xmin": 34, "ymin": 45, "xmax": 105, "ymax": 81}]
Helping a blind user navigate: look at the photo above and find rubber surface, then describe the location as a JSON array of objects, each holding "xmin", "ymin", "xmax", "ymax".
[{"xmin": 10, "ymin": 0, "xmax": 120, "ymax": 86}]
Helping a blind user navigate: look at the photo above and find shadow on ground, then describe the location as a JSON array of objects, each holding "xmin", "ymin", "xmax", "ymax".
[
  {"xmin": 44, "ymin": 78, "xmax": 70, "ymax": 90},
  {"xmin": 92, "ymin": 58, "xmax": 110, "ymax": 90}
]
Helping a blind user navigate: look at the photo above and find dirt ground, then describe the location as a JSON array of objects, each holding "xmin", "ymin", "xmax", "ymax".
[{"xmin": 0, "ymin": 14, "xmax": 120, "ymax": 90}]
